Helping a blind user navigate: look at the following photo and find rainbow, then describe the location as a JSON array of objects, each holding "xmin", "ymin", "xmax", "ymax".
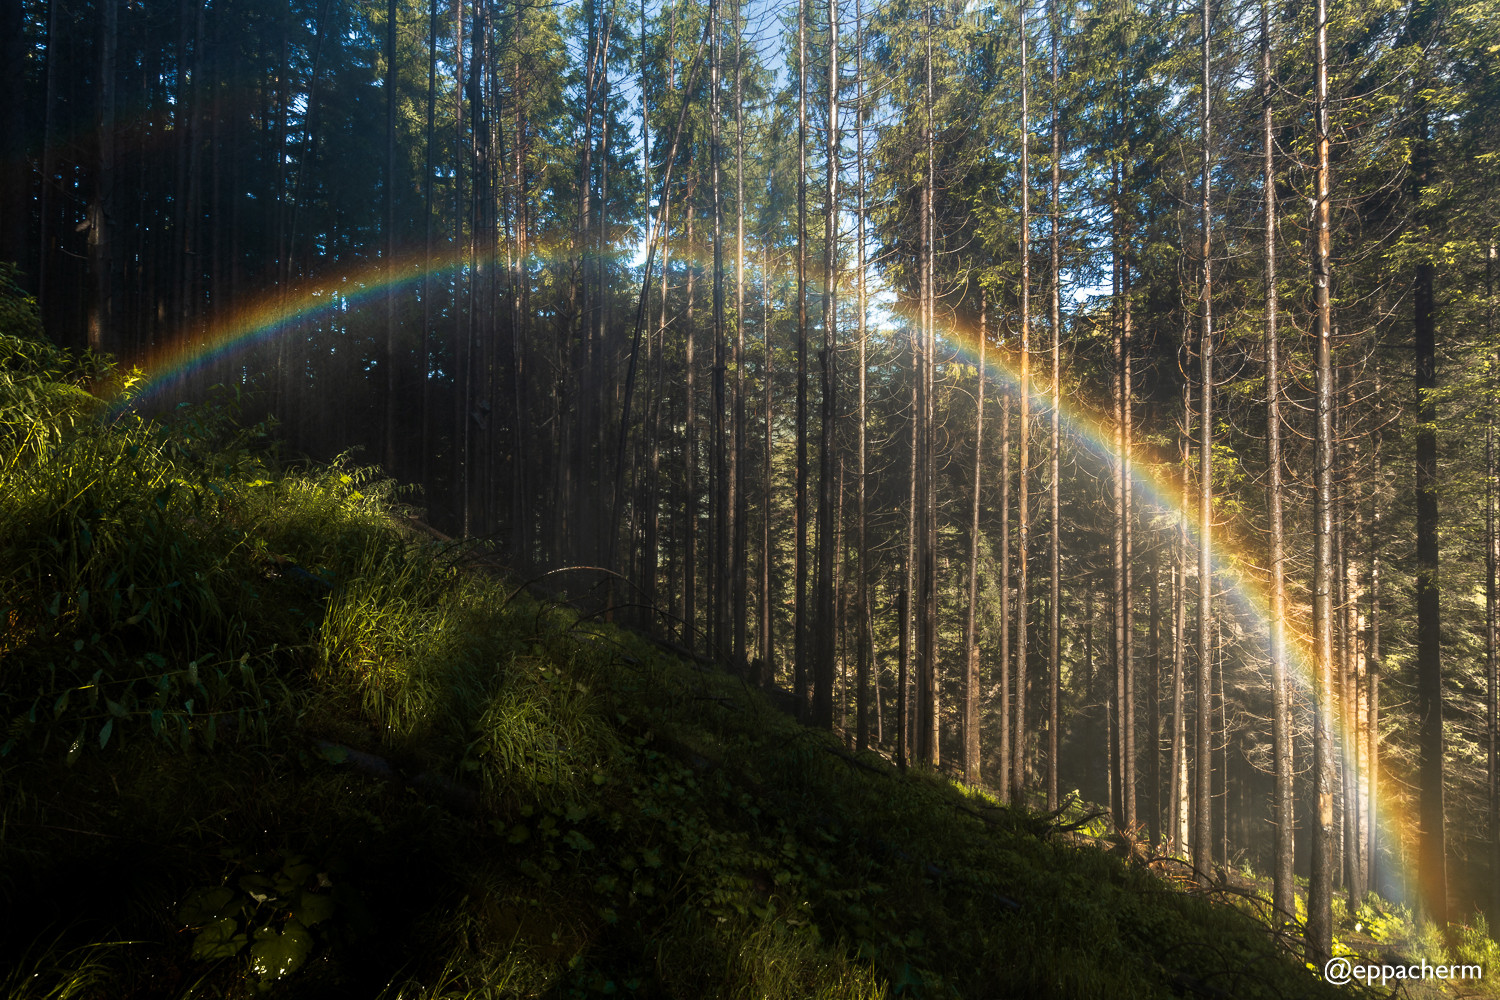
[
  {"xmin": 936, "ymin": 314, "xmax": 1417, "ymax": 924},
  {"xmin": 113, "ymin": 247, "xmax": 1419, "ymax": 927}
]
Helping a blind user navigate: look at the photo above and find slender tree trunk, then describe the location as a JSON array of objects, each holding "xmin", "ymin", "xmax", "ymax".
[
  {"xmin": 1149, "ymin": 553, "xmax": 1161, "ymax": 846},
  {"xmin": 732, "ymin": 3, "xmax": 747, "ymax": 671},
  {"xmin": 760, "ymin": 189, "xmax": 775, "ymax": 684},
  {"xmin": 89, "ymin": 0, "xmax": 118, "ymax": 354},
  {"xmin": 709, "ymin": 0, "xmax": 725, "ymax": 655},
  {"xmin": 999, "ymin": 388, "xmax": 1013, "ymax": 801},
  {"xmin": 685, "ymin": 173, "xmax": 699, "ymax": 651},
  {"xmin": 1262, "ymin": 0, "xmax": 1294, "ymax": 921},
  {"xmin": 1013, "ymin": 0, "xmax": 1031, "ymax": 799},
  {"xmin": 915, "ymin": 5, "xmax": 939, "ymax": 767},
  {"xmin": 38, "ymin": 0, "xmax": 61, "ymax": 327},
  {"xmin": 795, "ymin": 0, "xmax": 810, "ymax": 713},
  {"xmin": 0, "ymin": 0, "xmax": 25, "ymax": 270},
  {"xmin": 1308, "ymin": 0, "xmax": 1337, "ymax": 955},
  {"xmin": 1047, "ymin": 0, "xmax": 1063, "ymax": 813},
  {"xmin": 1412, "ymin": 80, "xmax": 1447, "ymax": 935},
  {"xmin": 1367, "ymin": 433, "xmax": 1382, "ymax": 898},
  {"xmin": 385, "ymin": 0, "xmax": 399, "ymax": 472},
  {"xmin": 900, "ymin": 320, "xmax": 918, "ymax": 771},
  {"xmin": 814, "ymin": 0, "xmax": 840, "ymax": 727},
  {"xmin": 855, "ymin": 0, "xmax": 871, "ymax": 750},
  {"xmin": 1192, "ymin": 0, "xmax": 1214, "ymax": 885},
  {"xmin": 1488, "ymin": 246, "xmax": 1499, "ymax": 919},
  {"xmin": 964, "ymin": 291, "xmax": 988, "ymax": 784}
]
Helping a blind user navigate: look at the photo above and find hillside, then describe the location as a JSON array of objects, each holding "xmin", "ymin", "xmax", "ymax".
[{"xmin": 0, "ymin": 320, "xmax": 1402, "ymax": 998}]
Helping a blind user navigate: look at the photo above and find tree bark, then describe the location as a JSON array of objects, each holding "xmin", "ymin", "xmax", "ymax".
[
  {"xmin": 1013, "ymin": 0, "xmax": 1032, "ymax": 800},
  {"xmin": 814, "ymin": 0, "xmax": 840, "ymax": 728},
  {"xmin": 1262, "ymin": 0, "xmax": 1294, "ymax": 921},
  {"xmin": 89, "ymin": 0, "xmax": 118, "ymax": 355},
  {"xmin": 1047, "ymin": 0, "xmax": 1063, "ymax": 813},
  {"xmin": 1412, "ymin": 67, "xmax": 1447, "ymax": 932},
  {"xmin": 855, "ymin": 0, "xmax": 871, "ymax": 750},
  {"xmin": 1308, "ymin": 0, "xmax": 1337, "ymax": 955},
  {"xmin": 795, "ymin": 0, "xmax": 810, "ymax": 713},
  {"xmin": 1192, "ymin": 0, "xmax": 1214, "ymax": 884},
  {"xmin": 964, "ymin": 291, "xmax": 987, "ymax": 784}
]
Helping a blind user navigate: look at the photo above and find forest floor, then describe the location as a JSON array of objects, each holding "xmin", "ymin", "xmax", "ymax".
[{"xmin": 2, "ymin": 330, "xmax": 1495, "ymax": 998}]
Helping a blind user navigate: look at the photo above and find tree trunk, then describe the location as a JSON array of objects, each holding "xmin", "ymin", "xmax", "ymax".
[
  {"xmin": 999, "ymin": 387, "xmax": 1012, "ymax": 800},
  {"xmin": 916, "ymin": 6, "xmax": 939, "ymax": 767},
  {"xmin": 795, "ymin": 0, "xmax": 809, "ymax": 712},
  {"xmin": 964, "ymin": 291, "xmax": 987, "ymax": 784},
  {"xmin": 1262, "ymin": 0, "xmax": 1294, "ymax": 922},
  {"xmin": 385, "ymin": 0, "xmax": 399, "ymax": 473},
  {"xmin": 732, "ymin": 2, "xmax": 747, "ymax": 671},
  {"xmin": 855, "ymin": 0, "xmax": 871, "ymax": 750},
  {"xmin": 1308, "ymin": 0, "xmax": 1337, "ymax": 955},
  {"xmin": 0, "ymin": 0, "xmax": 25, "ymax": 270},
  {"xmin": 814, "ymin": 0, "xmax": 839, "ymax": 728},
  {"xmin": 1047, "ymin": 0, "xmax": 1063, "ymax": 813},
  {"xmin": 1412, "ymin": 79, "xmax": 1447, "ymax": 933},
  {"xmin": 1192, "ymin": 0, "xmax": 1214, "ymax": 885},
  {"xmin": 89, "ymin": 0, "xmax": 118, "ymax": 355},
  {"xmin": 1013, "ymin": 0, "xmax": 1031, "ymax": 800}
]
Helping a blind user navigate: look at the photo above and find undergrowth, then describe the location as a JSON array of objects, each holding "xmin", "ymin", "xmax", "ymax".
[{"xmin": 0, "ymin": 271, "xmax": 1450, "ymax": 997}]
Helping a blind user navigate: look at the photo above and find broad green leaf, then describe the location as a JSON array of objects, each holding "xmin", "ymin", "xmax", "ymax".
[
  {"xmin": 179, "ymin": 886, "xmax": 239, "ymax": 925},
  {"xmin": 98, "ymin": 718, "xmax": 112, "ymax": 749},
  {"xmin": 190, "ymin": 917, "xmax": 246, "ymax": 960},
  {"xmin": 249, "ymin": 920, "xmax": 312, "ymax": 982},
  {"xmin": 292, "ymin": 891, "xmax": 335, "ymax": 927}
]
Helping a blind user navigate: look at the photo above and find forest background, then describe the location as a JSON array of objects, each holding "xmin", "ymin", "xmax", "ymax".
[{"xmin": 2, "ymin": 0, "xmax": 1499, "ymax": 965}]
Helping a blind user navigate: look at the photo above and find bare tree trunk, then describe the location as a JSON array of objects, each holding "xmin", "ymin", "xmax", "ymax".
[
  {"xmin": 1412, "ymin": 68, "xmax": 1447, "ymax": 936},
  {"xmin": 1047, "ymin": 0, "xmax": 1063, "ymax": 813},
  {"xmin": 760, "ymin": 193, "xmax": 774, "ymax": 683},
  {"xmin": 732, "ymin": 2, "xmax": 747, "ymax": 671},
  {"xmin": 1172, "ymin": 379, "xmax": 1190, "ymax": 854},
  {"xmin": 814, "ymin": 0, "xmax": 840, "ymax": 727},
  {"xmin": 685, "ymin": 173, "xmax": 699, "ymax": 651},
  {"xmin": 1488, "ymin": 246, "xmax": 1498, "ymax": 919},
  {"xmin": 1013, "ymin": 0, "xmax": 1031, "ymax": 800},
  {"xmin": 916, "ymin": 5, "xmax": 939, "ymax": 767},
  {"xmin": 1192, "ymin": 0, "xmax": 1214, "ymax": 885},
  {"xmin": 89, "ymin": 0, "xmax": 118, "ymax": 354},
  {"xmin": 999, "ymin": 388, "xmax": 1012, "ymax": 800},
  {"xmin": 1367, "ymin": 433, "xmax": 1382, "ymax": 898},
  {"xmin": 855, "ymin": 0, "xmax": 871, "ymax": 750},
  {"xmin": 1262, "ymin": 0, "xmax": 1294, "ymax": 921},
  {"xmin": 964, "ymin": 291, "xmax": 987, "ymax": 784},
  {"xmin": 1308, "ymin": 0, "xmax": 1337, "ymax": 955},
  {"xmin": 795, "ymin": 0, "xmax": 810, "ymax": 713},
  {"xmin": 900, "ymin": 321, "xmax": 918, "ymax": 771},
  {"xmin": 711, "ymin": 0, "xmax": 726, "ymax": 658},
  {"xmin": 385, "ymin": 0, "xmax": 399, "ymax": 473},
  {"xmin": 1149, "ymin": 552, "xmax": 1161, "ymax": 846},
  {"xmin": 0, "ymin": 0, "xmax": 25, "ymax": 271}
]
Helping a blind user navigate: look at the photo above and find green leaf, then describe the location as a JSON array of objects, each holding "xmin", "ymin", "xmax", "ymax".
[
  {"xmin": 292, "ymin": 891, "xmax": 335, "ymax": 927},
  {"xmin": 190, "ymin": 917, "xmax": 247, "ymax": 960},
  {"xmin": 180, "ymin": 886, "xmax": 240, "ymax": 925},
  {"xmin": 249, "ymin": 920, "xmax": 312, "ymax": 982},
  {"xmin": 98, "ymin": 718, "xmax": 113, "ymax": 749},
  {"xmin": 105, "ymin": 698, "xmax": 127, "ymax": 718}
]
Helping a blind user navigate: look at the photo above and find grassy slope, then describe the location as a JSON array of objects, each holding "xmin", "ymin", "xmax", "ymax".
[{"xmin": 0, "ymin": 313, "xmax": 1426, "ymax": 998}]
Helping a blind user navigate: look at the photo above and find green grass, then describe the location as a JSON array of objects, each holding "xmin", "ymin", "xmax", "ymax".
[{"xmin": 0, "ymin": 274, "xmax": 1429, "ymax": 998}]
